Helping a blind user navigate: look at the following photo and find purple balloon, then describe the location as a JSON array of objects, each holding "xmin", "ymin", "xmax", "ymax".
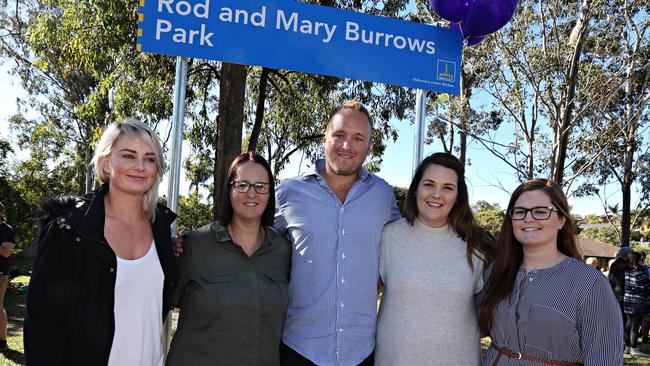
[
  {"xmin": 429, "ymin": 0, "xmax": 475, "ymax": 22},
  {"xmin": 465, "ymin": 35, "xmax": 487, "ymax": 46},
  {"xmin": 461, "ymin": 0, "xmax": 517, "ymax": 37}
]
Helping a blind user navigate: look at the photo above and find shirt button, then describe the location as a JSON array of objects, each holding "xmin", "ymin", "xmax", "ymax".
[
  {"xmin": 75, "ymin": 237, "xmax": 81, "ymax": 242},
  {"xmin": 109, "ymin": 267, "xmax": 115, "ymax": 273},
  {"xmin": 342, "ymin": 253, "xmax": 346, "ymax": 259},
  {"xmin": 339, "ymin": 328, "xmax": 344, "ymax": 332},
  {"xmin": 340, "ymin": 302, "xmax": 345, "ymax": 307},
  {"xmin": 341, "ymin": 278, "xmax": 345, "ymax": 283},
  {"xmin": 529, "ymin": 277, "xmax": 533, "ymax": 282},
  {"xmin": 342, "ymin": 229, "xmax": 346, "ymax": 235}
]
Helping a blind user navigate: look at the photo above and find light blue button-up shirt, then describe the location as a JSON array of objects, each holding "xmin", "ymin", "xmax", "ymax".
[{"xmin": 275, "ymin": 159, "xmax": 400, "ymax": 366}]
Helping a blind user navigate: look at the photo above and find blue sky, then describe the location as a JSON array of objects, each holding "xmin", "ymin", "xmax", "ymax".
[{"xmin": 0, "ymin": 61, "xmax": 639, "ymax": 216}]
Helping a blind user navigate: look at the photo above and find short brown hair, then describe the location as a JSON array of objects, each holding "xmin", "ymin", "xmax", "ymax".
[{"xmin": 326, "ymin": 100, "xmax": 373, "ymax": 134}]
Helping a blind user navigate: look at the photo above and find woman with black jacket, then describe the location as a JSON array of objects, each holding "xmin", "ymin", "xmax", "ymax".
[{"xmin": 24, "ymin": 119, "xmax": 179, "ymax": 366}]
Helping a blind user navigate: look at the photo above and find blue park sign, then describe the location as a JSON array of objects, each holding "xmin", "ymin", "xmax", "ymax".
[{"xmin": 138, "ymin": 0, "xmax": 463, "ymax": 94}]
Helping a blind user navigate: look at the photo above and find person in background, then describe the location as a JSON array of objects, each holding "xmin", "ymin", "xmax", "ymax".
[
  {"xmin": 623, "ymin": 251, "xmax": 650, "ymax": 356},
  {"xmin": 603, "ymin": 258, "xmax": 616, "ymax": 277},
  {"xmin": 480, "ymin": 179, "xmax": 623, "ymax": 365},
  {"xmin": 24, "ymin": 119, "xmax": 178, "ymax": 366},
  {"xmin": 610, "ymin": 246, "xmax": 634, "ymax": 333},
  {"xmin": 167, "ymin": 153, "xmax": 291, "ymax": 365},
  {"xmin": 585, "ymin": 256, "xmax": 599, "ymax": 270},
  {"xmin": 0, "ymin": 201, "xmax": 14, "ymax": 352},
  {"xmin": 375, "ymin": 152, "xmax": 494, "ymax": 365}
]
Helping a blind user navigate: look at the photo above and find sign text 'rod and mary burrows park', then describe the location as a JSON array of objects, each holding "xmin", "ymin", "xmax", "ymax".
[{"xmin": 137, "ymin": 0, "xmax": 463, "ymax": 94}]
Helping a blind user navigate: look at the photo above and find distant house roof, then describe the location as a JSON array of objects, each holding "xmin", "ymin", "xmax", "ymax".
[{"xmin": 578, "ymin": 238, "xmax": 618, "ymax": 258}]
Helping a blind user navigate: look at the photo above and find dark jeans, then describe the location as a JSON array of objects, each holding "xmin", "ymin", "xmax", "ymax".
[
  {"xmin": 625, "ymin": 313, "xmax": 644, "ymax": 348},
  {"xmin": 280, "ymin": 342, "xmax": 374, "ymax": 366}
]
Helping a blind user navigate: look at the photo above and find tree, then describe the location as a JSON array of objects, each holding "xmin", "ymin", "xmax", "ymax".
[
  {"xmin": 472, "ymin": 200, "xmax": 505, "ymax": 237},
  {"xmin": 573, "ymin": 0, "xmax": 649, "ymax": 247},
  {"xmin": 176, "ymin": 191, "xmax": 213, "ymax": 232},
  {"xmin": 473, "ymin": 0, "xmax": 625, "ymax": 191},
  {"xmin": 1, "ymin": 0, "xmax": 178, "ymax": 195}
]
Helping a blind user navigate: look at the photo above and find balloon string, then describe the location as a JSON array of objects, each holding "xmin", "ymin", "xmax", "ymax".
[{"xmin": 457, "ymin": 21, "xmax": 467, "ymax": 46}]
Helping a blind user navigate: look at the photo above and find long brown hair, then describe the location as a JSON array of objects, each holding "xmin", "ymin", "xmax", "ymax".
[
  {"xmin": 478, "ymin": 179, "xmax": 580, "ymax": 334},
  {"xmin": 404, "ymin": 152, "xmax": 495, "ymax": 269}
]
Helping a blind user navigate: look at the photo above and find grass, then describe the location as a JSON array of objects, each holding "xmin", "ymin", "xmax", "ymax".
[{"xmin": 1, "ymin": 255, "xmax": 650, "ymax": 365}]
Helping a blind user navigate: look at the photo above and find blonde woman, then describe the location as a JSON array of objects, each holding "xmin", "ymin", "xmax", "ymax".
[{"xmin": 25, "ymin": 119, "xmax": 179, "ymax": 366}]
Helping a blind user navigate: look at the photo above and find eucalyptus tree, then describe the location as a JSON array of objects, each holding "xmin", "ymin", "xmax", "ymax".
[
  {"xmin": 571, "ymin": 0, "xmax": 649, "ymax": 247},
  {"xmin": 473, "ymin": 0, "xmax": 625, "ymax": 189},
  {"xmin": 0, "ymin": 0, "xmax": 178, "ymax": 194}
]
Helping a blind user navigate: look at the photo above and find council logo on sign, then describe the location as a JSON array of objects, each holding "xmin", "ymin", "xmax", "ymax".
[{"xmin": 436, "ymin": 60, "xmax": 456, "ymax": 83}]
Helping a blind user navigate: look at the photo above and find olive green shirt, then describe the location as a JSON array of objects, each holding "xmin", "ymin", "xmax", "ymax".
[{"xmin": 166, "ymin": 222, "xmax": 291, "ymax": 366}]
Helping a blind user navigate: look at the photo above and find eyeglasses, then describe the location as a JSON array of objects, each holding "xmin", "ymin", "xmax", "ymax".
[
  {"xmin": 230, "ymin": 180, "xmax": 271, "ymax": 194},
  {"xmin": 509, "ymin": 206, "xmax": 559, "ymax": 220}
]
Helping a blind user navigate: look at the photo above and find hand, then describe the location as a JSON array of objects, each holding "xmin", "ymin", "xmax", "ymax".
[{"xmin": 172, "ymin": 231, "xmax": 186, "ymax": 257}]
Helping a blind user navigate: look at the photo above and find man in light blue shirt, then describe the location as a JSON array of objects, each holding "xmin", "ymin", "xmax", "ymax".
[{"xmin": 275, "ymin": 100, "xmax": 400, "ymax": 366}]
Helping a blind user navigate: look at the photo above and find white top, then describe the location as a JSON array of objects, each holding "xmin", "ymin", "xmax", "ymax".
[
  {"xmin": 108, "ymin": 241, "xmax": 164, "ymax": 366},
  {"xmin": 376, "ymin": 218, "xmax": 485, "ymax": 366}
]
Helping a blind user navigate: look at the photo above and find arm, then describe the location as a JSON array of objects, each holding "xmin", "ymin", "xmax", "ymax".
[
  {"xmin": 580, "ymin": 276, "xmax": 624, "ymax": 366},
  {"xmin": 0, "ymin": 242, "xmax": 13, "ymax": 258},
  {"xmin": 24, "ymin": 220, "xmax": 72, "ymax": 366},
  {"xmin": 273, "ymin": 184, "xmax": 289, "ymax": 234},
  {"xmin": 388, "ymin": 193, "xmax": 401, "ymax": 224},
  {"xmin": 0, "ymin": 224, "xmax": 15, "ymax": 258},
  {"xmin": 173, "ymin": 234, "xmax": 193, "ymax": 307}
]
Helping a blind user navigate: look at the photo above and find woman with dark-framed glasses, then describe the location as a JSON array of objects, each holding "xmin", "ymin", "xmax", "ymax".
[
  {"xmin": 479, "ymin": 179, "xmax": 623, "ymax": 366},
  {"xmin": 166, "ymin": 152, "xmax": 291, "ymax": 365}
]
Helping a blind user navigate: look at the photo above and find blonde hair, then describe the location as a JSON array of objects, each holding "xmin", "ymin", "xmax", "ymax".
[{"xmin": 91, "ymin": 119, "xmax": 164, "ymax": 221}]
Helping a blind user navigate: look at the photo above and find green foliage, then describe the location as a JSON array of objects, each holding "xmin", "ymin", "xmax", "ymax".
[
  {"xmin": 579, "ymin": 227, "xmax": 621, "ymax": 246},
  {"xmin": 472, "ymin": 201, "xmax": 505, "ymax": 237},
  {"xmin": 582, "ymin": 215, "xmax": 602, "ymax": 224},
  {"xmin": 176, "ymin": 191, "xmax": 214, "ymax": 232},
  {"xmin": 392, "ymin": 186, "xmax": 408, "ymax": 216}
]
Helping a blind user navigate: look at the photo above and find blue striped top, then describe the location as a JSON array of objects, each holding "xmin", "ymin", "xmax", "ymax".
[
  {"xmin": 275, "ymin": 159, "xmax": 400, "ymax": 366},
  {"xmin": 483, "ymin": 257, "xmax": 623, "ymax": 365}
]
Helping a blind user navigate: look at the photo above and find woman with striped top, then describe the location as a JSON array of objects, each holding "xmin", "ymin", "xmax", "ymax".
[
  {"xmin": 623, "ymin": 251, "xmax": 650, "ymax": 356},
  {"xmin": 479, "ymin": 179, "xmax": 623, "ymax": 365}
]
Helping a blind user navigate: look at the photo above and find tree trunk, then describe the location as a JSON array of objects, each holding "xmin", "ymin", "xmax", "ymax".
[
  {"xmin": 85, "ymin": 147, "xmax": 94, "ymax": 193},
  {"xmin": 621, "ymin": 178, "xmax": 631, "ymax": 247},
  {"xmin": 551, "ymin": 0, "xmax": 592, "ymax": 185},
  {"xmin": 619, "ymin": 40, "xmax": 637, "ymax": 247},
  {"xmin": 248, "ymin": 67, "xmax": 270, "ymax": 152},
  {"xmin": 213, "ymin": 62, "xmax": 248, "ymax": 221}
]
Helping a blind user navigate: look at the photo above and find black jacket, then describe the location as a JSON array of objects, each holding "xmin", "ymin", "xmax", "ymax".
[
  {"xmin": 608, "ymin": 257, "xmax": 628, "ymax": 301},
  {"xmin": 24, "ymin": 184, "xmax": 179, "ymax": 366}
]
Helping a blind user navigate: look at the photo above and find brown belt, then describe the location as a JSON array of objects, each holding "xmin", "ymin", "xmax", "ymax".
[{"xmin": 490, "ymin": 342, "xmax": 583, "ymax": 366}]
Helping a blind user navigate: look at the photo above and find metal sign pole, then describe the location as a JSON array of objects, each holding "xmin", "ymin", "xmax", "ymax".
[
  {"xmin": 163, "ymin": 56, "xmax": 188, "ymax": 358},
  {"xmin": 413, "ymin": 89, "xmax": 426, "ymax": 178}
]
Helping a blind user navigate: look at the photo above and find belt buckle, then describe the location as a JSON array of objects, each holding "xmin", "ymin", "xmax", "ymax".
[{"xmin": 516, "ymin": 352, "xmax": 522, "ymax": 360}]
